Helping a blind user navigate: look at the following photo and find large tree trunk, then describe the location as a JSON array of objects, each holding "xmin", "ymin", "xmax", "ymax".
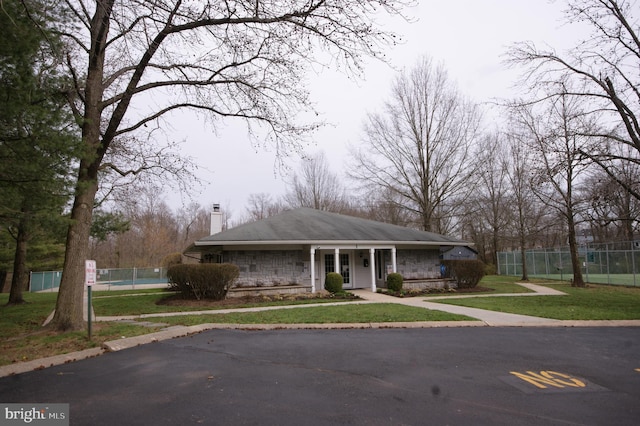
[
  {"xmin": 7, "ymin": 206, "xmax": 30, "ymax": 305},
  {"xmin": 49, "ymin": 172, "xmax": 99, "ymax": 330},
  {"xmin": 48, "ymin": 1, "xmax": 111, "ymax": 331},
  {"xmin": 519, "ymin": 236, "xmax": 529, "ymax": 281},
  {"xmin": 567, "ymin": 214, "xmax": 585, "ymax": 287},
  {"xmin": 492, "ymin": 229, "xmax": 499, "ymax": 268},
  {"xmin": 518, "ymin": 205, "xmax": 529, "ymax": 281}
]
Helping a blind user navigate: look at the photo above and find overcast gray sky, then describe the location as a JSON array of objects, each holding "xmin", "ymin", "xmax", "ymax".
[{"xmin": 166, "ymin": 0, "xmax": 585, "ymax": 217}]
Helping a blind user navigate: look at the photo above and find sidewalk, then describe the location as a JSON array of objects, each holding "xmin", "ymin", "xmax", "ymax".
[
  {"xmin": 3, "ymin": 282, "xmax": 640, "ymax": 378},
  {"xmin": 353, "ymin": 282, "xmax": 569, "ymax": 326}
]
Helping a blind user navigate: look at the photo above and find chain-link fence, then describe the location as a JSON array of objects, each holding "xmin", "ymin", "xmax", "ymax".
[
  {"xmin": 497, "ymin": 241, "xmax": 640, "ymax": 286},
  {"xmin": 30, "ymin": 267, "xmax": 168, "ymax": 292}
]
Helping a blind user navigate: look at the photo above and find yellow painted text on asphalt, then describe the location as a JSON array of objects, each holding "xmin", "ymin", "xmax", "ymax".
[{"xmin": 509, "ymin": 371, "xmax": 586, "ymax": 389}]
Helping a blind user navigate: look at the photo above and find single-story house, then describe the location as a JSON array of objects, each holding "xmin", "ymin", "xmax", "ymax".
[{"xmin": 185, "ymin": 207, "xmax": 472, "ymax": 293}]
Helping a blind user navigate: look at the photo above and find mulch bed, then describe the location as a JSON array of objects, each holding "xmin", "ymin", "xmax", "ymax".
[
  {"xmin": 156, "ymin": 292, "xmax": 359, "ymax": 307},
  {"xmin": 380, "ymin": 286, "xmax": 495, "ymax": 298},
  {"xmin": 156, "ymin": 287, "xmax": 493, "ymax": 306}
]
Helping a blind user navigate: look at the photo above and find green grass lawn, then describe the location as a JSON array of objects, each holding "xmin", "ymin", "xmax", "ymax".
[
  {"xmin": 2, "ymin": 276, "xmax": 640, "ymax": 367},
  {"xmin": 447, "ymin": 275, "xmax": 536, "ymax": 295},
  {"xmin": 432, "ymin": 279, "xmax": 640, "ymax": 320},
  {"xmin": 144, "ymin": 303, "xmax": 473, "ymax": 326},
  {"xmin": 0, "ymin": 292, "xmax": 151, "ymax": 366}
]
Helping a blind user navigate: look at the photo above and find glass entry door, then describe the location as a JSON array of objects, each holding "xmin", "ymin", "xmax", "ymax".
[{"xmin": 324, "ymin": 253, "xmax": 351, "ymax": 288}]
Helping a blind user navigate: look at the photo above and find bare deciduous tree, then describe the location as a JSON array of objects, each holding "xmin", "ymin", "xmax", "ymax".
[
  {"xmin": 283, "ymin": 151, "xmax": 349, "ymax": 212},
  {"xmin": 40, "ymin": 0, "xmax": 411, "ymax": 330},
  {"xmin": 349, "ymin": 56, "xmax": 482, "ymax": 233},
  {"xmin": 503, "ymin": 129, "xmax": 546, "ymax": 280},
  {"xmin": 582, "ymin": 145, "xmax": 640, "ymax": 241},
  {"xmin": 466, "ymin": 132, "xmax": 511, "ymax": 266},
  {"xmin": 354, "ymin": 187, "xmax": 415, "ymax": 227},
  {"xmin": 510, "ymin": 91, "xmax": 594, "ymax": 287},
  {"xmin": 245, "ymin": 193, "xmax": 285, "ymax": 221},
  {"xmin": 177, "ymin": 203, "xmax": 212, "ymax": 245},
  {"xmin": 508, "ymin": 0, "xmax": 640, "ymax": 199}
]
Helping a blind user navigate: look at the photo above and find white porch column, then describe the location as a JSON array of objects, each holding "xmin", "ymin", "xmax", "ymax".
[
  {"xmin": 369, "ymin": 248, "xmax": 376, "ymax": 292},
  {"xmin": 391, "ymin": 247, "xmax": 397, "ymax": 273},
  {"xmin": 334, "ymin": 248, "xmax": 340, "ymax": 273},
  {"xmin": 310, "ymin": 248, "xmax": 316, "ymax": 293}
]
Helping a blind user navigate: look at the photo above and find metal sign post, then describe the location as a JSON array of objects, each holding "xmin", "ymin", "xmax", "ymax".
[{"xmin": 85, "ymin": 260, "xmax": 96, "ymax": 340}]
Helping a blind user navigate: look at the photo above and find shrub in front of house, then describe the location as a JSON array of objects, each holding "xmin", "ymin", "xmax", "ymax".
[
  {"xmin": 484, "ymin": 263, "xmax": 497, "ymax": 275},
  {"xmin": 167, "ymin": 263, "xmax": 240, "ymax": 300},
  {"xmin": 324, "ymin": 272, "xmax": 343, "ymax": 294},
  {"xmin": 162, "ymin": 252, "xmax": 183, "ymax": 269},
  {"xmin": 442, "ymin": 259, "xmax": 486, "ymax": 289},
  {"xmin": 386, "ymin": 273, "xmax": 403, "ymax": 292}
]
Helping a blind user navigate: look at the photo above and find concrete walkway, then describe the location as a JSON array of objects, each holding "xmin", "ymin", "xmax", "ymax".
[
  {"xmin": 353, "ymin": 282, "xmax": 569, "ymax": 326},
  {"xmin": 3, "ymin": 282, "xmax": 640, "ymax": 378}
]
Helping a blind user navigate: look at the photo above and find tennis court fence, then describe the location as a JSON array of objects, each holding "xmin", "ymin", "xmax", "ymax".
[{"xmin": 497, "ymin": 241, "xmax": 640, "ymax": 286}]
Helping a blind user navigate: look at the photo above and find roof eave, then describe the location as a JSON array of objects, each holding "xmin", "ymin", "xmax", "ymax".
[{"xmin": 193, "ymin": 239, "xmax": 471, "ymax": 247}]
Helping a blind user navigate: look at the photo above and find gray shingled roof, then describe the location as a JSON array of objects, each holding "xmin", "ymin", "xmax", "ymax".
[{"xmin": 194, "ymin": 207, "xmax": 467, "ymax": 246}]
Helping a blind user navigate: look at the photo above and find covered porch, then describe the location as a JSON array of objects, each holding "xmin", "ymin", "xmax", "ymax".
[{"xmin": 309, "ymin": 245, "xmax": 398, "ymax": 293}]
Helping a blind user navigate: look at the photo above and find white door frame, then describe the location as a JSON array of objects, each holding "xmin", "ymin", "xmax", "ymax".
[{"xmin": 322, "ymin": 250, "xmax": 353, "ymax": 289}]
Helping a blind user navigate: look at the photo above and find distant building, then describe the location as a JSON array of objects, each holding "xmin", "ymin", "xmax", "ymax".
[{"xmin": 440, "ymin": 246, "xmax": 478, "ymax": 261}]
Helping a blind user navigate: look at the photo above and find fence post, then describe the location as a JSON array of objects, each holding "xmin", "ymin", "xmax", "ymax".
[
  {"xmin": 544, "ymin": 249, "xmax": 549, "ymax": 277},
  {"xmin": 532, "ymin": 251, "xmax": 536, "ymax": 276},
  {"xmin": 585, "ymin": 243, "xmax": 589, "ymax": 284},
  {"xmin": 606, "ymin": 243, "xmax": 610, "ymax": 285},
  {"xmin": 598, "ymin": 247, "xmax": 603, "ymax": 275},
  {"xmin": 633, "ymin": 242, "xmax": 637, "ymax": 287}
]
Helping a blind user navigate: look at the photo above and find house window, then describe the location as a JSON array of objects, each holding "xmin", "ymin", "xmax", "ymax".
[
  {"xmin": 325, "ymin": 254, "xmax": 334, "ymax": 275},
  {"xmin": 377, "ymin": 250, "xmax": 384, "ymax": 280},
  {"xmin": 325, "ymin": 253, "xmax": 350, "ymax": 284},
  {"xmin": 204, "ymin": 253, "xmax": 223, "ymax": 263},
  {"xmin": 339, "ymin": 254, "xmax": 350, "ymax": 284}
]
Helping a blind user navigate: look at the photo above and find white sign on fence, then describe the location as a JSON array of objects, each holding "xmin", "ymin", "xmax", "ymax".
[{"xmin": 85, "ymin": 260, "xmax": 97, "ymax": 287}]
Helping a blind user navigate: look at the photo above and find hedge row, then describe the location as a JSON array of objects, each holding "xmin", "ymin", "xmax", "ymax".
[
  {"xmin": 167, "ymin": 263, "xmax": 239, "ymax": 300},
  {"xmin": 442, "ymin": 259, "xmax": 486, "ymax": 289}
]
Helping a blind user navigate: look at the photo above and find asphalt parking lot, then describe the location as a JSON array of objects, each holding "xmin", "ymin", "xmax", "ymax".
[{"xmin": 1, "ymin": 327, "xmax": 639, "ymax": 425}]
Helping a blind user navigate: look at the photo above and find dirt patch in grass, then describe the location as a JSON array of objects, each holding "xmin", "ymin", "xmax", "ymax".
[
  {"xmin": 457, "ymin": 286, "xmax": 496, "ymax": 293},
  {"xmin": 0, "ymin": 322, "xmax": 150, "ymax": 367}
]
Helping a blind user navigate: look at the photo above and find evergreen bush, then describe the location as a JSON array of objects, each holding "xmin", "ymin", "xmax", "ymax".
[
  {"xmin": 324, "ymin": 272, "xmax": 343, "ymax": 294},
  {"xmin": 441, "ymin": 259, "xmax": 486, "ymax": 289},
  {"xmin": 386, "ymin": 273, "xmax": 403, "ymax": 292},
  {"xmin": 167, "ymin": 263, "xmax": 239, "ymax": 300}
]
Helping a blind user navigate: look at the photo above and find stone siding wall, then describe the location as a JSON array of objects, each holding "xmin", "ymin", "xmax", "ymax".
[
  {"xmin": 396, "ymin": 249, "xmax": 441, "ymax": 280},
  {"xmin": 403, "ymin": 279, "xmax": 456, "ymax": 291},
  {"xmin": 224, "ymin": 250, "xmax": 308, "ymax": 288}
]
